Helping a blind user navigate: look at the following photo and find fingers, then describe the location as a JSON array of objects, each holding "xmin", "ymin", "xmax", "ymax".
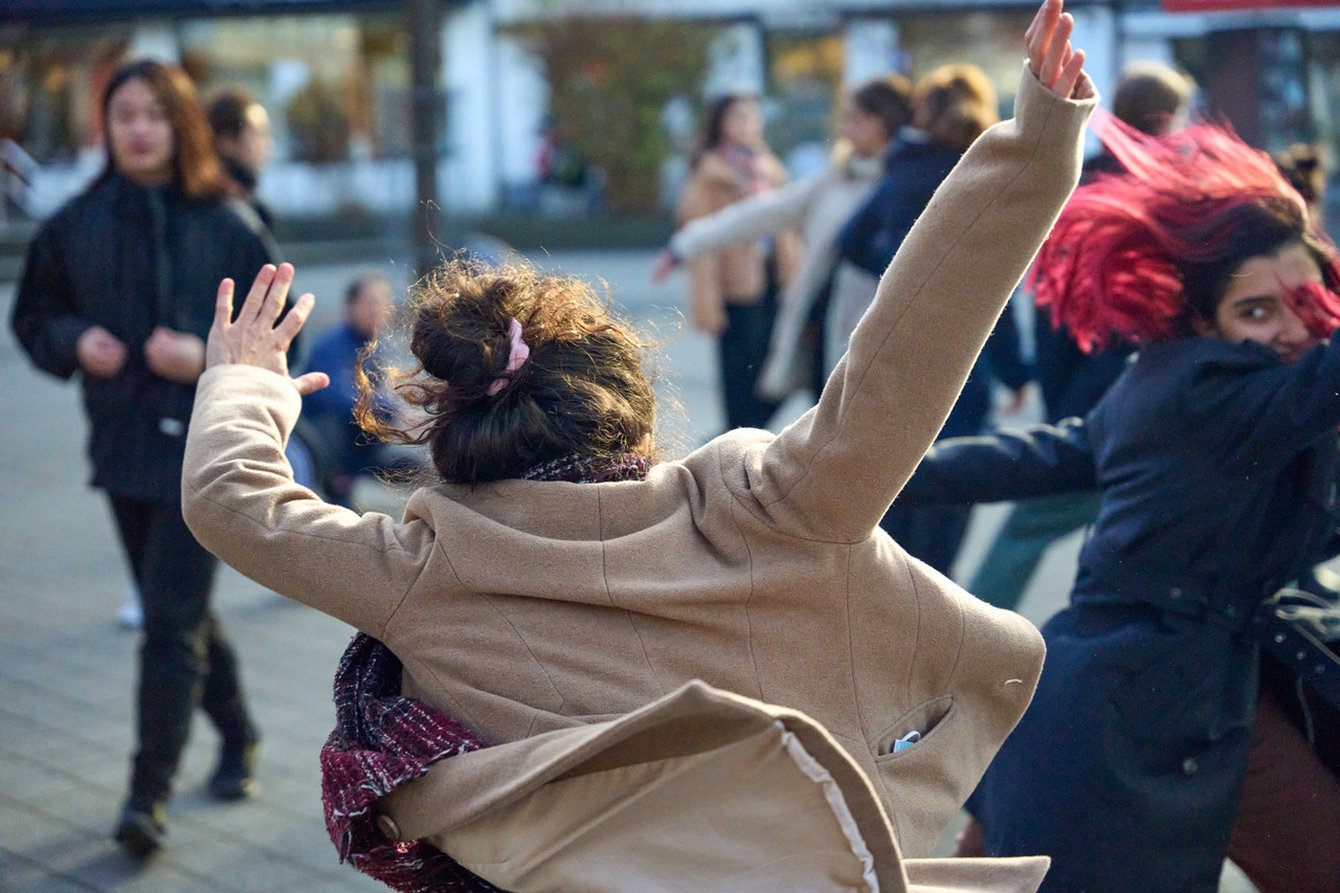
[
  {"xmin": 237, "ymin": 265, "xmax": 277, "ymax": 325},
  {"xmin": 1026, "ymin": 0, "xmax": 1061, "ymax": 73},
  {"xmin": 292, "ymin": 371, "xmax": 330, "ymax": 397},
  {"xmin": 214, "ymin": 278, "xmax": 235, "ymax": 333},
  {"xmin": 1039, "ymin": 12, "xmax": 1074, "ymax": 89},
  {"xmin": 262, "ymin": 263, "xmax": 296, "ymax": 326},
  {"xmin": 273, "ymin": 292, "xmax": 315, "ymax": 350},
  {"xmin": 1054, "ymin": 48, "xmax": 1086, "ymax": 99}
]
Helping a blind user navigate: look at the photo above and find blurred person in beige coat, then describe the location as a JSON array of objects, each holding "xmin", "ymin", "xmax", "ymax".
[
  {"xmin": 181, "ymin": 3, "xmax": 1094, "ymax": 889},
  {"xmin": 654, "ymin": 74, "xmax": 913, "ymax": 408},
  {"xmin": 675, "ymin": 92, "xmax": 804, "ymax": 431}
]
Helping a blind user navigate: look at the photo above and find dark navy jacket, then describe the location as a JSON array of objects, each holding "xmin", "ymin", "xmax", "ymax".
[
  {"xmin": 11, "ymin": 173, "xmax": 276, "ymax": 501},
  {"xmin": 899, "ymin": 335, "xmax": 1340, "ymax": 892}
]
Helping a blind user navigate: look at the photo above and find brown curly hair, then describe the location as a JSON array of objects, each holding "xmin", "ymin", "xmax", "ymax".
[{"xmin": 354, "ymin": 260, "xmax": 658, "ymax": 485}]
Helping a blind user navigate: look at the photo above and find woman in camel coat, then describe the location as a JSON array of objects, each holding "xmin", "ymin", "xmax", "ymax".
[{"xmin": 181, "ymin": 4, "xmax": 1093, "ymax": 889}]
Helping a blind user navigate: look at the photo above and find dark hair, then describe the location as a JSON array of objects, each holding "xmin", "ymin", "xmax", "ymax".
[
  {"xmin": 355, "ymin": 260, "xmax": 657, "ymax": 485},
  {"xmin": 1179, "ymin": 200, "xmax": 1334, "ymax": 323},
  {"xmin": 100, "ymin": 59, "xmax": 227, "ymax": 199},
  {"xmin": 851, "ymin": 74, "xmax": 914, "ymax": 140},
  {"xmin": 911, "ymin": 64, "xmax": 998, "ymax": 152},
  {"xmin": 346, "ymin": 271, "xmax": 391, "ymax": 307},
  {"xmin": 207, "ymin": 87, "xmax": 256, "ymax": 141},
  {"xmin": 1273, "ymin": 143, "xmax": 1325, "ymax": 208},
  {"xmin": 1112, "ymin": 61, "xmax": 1195, "ymax": 136},
  {"xmin": 693, "ymin": 92, "xmax": 759, "ymax": 166}
]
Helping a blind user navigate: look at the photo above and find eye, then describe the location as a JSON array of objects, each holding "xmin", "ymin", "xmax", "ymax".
[{"xmin": 1237, "ymin": 300, "xmax": 1276, "ymax": 322}]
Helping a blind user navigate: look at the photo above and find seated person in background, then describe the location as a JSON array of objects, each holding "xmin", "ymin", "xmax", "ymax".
[{"xmin": 301, "ymin": 272, "xmax": 399, "ymax": 506}]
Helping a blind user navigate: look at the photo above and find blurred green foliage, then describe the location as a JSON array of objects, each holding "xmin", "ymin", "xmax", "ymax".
[{"xmin": 515, "ymin": 14, "xmax": 716, "ymax": 213}]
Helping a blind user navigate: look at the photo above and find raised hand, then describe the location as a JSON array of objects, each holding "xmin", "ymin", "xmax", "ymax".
[
  {"xmin": 1026, "ymin": 0, "xmax": 1088, "ymax": 100},
  {"xmin": 206, "ymin": 263, "xmax": 328, "ymax": 396}
]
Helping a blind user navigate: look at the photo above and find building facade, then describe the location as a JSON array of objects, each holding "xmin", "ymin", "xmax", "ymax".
[{"xmin": 2, "ymin": 0, "xmax": 1338, "ymax": 224}]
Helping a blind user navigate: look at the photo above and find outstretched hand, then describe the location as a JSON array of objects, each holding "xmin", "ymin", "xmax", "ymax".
[
  {"xmin": 206, "ymin": 263, "xmax": 329, "ymax": 396},
  {"xmin": 1026, "ymin": 0, "xmax": 1088, "ymax": 100}
]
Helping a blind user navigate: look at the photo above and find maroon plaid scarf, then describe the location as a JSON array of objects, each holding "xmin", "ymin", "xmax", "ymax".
[{"xmin": 320, "ymin": 452, "xmax": 652, "ymax": 891}]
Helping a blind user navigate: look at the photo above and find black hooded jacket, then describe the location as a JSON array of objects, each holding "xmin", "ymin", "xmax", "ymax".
[{"xmin": 11, "ymin": 172, "xmax": 276, "ymax": 500}]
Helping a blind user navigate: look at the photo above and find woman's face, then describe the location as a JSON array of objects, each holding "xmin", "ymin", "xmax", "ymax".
[
  {"xmin": 1202, "ymin": 242, "xmax": 1322, "ymax": 364},
  {"xmin": 842, "ymin": 103, "xmax": 891, "ymax": 158},
  {"xmin": 107, "ymin": 77, "xmax": 174, "ymax": 185},
  {"xmin": 720, "ymin": 99, "xmax": 763, "ymax": 149}
]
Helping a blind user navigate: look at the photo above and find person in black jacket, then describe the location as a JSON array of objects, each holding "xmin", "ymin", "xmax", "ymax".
[
  {"xmin": 966, "ymin": 59, "xmax": 1195, "ymax": 610},
  {"xmin": 900, "ymin": 115, "xmax": 1340, "ymax": 892},
  {"xmin": 10, "ymin": 59, "xmax": 276, "ymax": 858},
  {"xmin": 837, "ymin": 64, "xmax": 1032, "ymax": 574}
]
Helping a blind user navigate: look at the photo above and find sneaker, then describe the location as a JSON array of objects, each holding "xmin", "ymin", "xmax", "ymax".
[
  {"xmin": 113, "ymin": 802, "xmax": 165, "ymax": 858},
  {"xmin": 116, "ymin": 585, "xmax": 143, "ymax": 630},
  {"xmin": 208, "ymin": 740, "xmax": 260, "ymax": 801}
]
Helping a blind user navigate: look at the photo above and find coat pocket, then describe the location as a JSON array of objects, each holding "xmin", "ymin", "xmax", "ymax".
[{"xmin": 871, "ymin": 695, "xmax": 956, "ymax": 760}]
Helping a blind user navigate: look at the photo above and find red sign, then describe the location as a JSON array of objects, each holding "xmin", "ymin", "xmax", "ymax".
[{"xmin": 1163, "ymin": 0, "xmax": 1339, "ymax": 10}]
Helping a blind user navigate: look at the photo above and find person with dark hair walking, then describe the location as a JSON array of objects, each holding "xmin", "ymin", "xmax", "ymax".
[{"xmin": 10, "ymin": 58, "xmax": 275, "ymax": 858}]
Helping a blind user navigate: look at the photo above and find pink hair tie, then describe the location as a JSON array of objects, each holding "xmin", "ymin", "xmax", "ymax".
[{"xmin": 487, "ymin": 317, "xmax": 530, "ymax": 396}]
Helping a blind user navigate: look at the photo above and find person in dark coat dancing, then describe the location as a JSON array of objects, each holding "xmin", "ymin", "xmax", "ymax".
[
  {"xmin": 899, "ymin": 112, "xmax": 1340, "ymax": 892},
  {"xmin": 966, "ymin": 59, "xmax": 1195, "ymax": 610},
  {"xmin": 10, "ymin": 59, "xmax": 277, "ymax": 858},
  {"xmin": 837, "ymin": 64, "xmax": 1032, "ymax": 575}
]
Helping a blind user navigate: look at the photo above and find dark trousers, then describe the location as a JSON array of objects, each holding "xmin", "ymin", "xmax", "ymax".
[
  {"xmin": 719, "ymin": 293, "xmax": 781, "ymax": 431},
  {"xmin": 1226, "ymin": 683, "xmax": 1340, "ymax": 892},
  {"xmin": 110, "ymin": 496, "xmax": 254, "ymax": 807}
]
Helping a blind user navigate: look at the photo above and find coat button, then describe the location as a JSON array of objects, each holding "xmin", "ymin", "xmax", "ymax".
[
  {"xmin": 375, "ymin": 814, "xmax": 402, "ymax": 840},
  {"xmin": 1169, "ymin": 587, "xmax": 1182, "ymax": 600},
  {"xmin": 1181, "ymin": 757, "xmax": 1198, "ymax": 775}
]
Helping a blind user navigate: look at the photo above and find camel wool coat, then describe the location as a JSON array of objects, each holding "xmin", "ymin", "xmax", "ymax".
[{"xmin": 182, "ymin": 65, "xmax": 1095, "ymax": 884}]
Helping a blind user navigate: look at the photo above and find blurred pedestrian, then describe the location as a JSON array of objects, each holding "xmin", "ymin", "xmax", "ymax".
[
  {"xmin": 674, "ymin": 92, "xmax": 802, "ymax": 431},
  {"xmin": 300, "ymin": 270, "xmax": 404, "ymax": 507},
  {"xmin": 207, "ymin": 86, "xmax": 275, "ymax": 229},
  {"xmin": 653, "ymin": 74, "xmax": 912, "ymax": 406},
  {"xmin": 1274, "ymin": 142, "xmax": 1327, "ymax": 226},
  {"xmin": 10, "ymin": 58, "xmax": 276, "ymax": 859},
  {"xmin": 838, "ymin": 63, "xmax": 1031, "ymax": 575},
  {"xmin": 967, "ymin": 59, "xmax": 1195, "ymax": 611},
  {"xmin": 901, "ymin": 113, "xmax": 1340, "ymax": 893},
  {"xmin": 178, "ymin": 4, "xmax": 1093, "ymax": 886}
]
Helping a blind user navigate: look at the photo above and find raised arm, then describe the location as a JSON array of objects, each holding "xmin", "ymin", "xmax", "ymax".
[
  {"xmin": 182, "ymin": 265, "xmax": 437, "ymax": 636},
  {"xmin": 745, "ymin": 0, "xmax": 1095, "ymax": 540},
  {"xmin": 668, "ymin": 176, "xmax": 819, "ymax": 264}
]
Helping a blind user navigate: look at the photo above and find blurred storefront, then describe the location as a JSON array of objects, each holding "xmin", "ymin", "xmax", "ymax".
[{"xmin": 2, "ymin": 0, "xmax": 1338, "ymax": 228}]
